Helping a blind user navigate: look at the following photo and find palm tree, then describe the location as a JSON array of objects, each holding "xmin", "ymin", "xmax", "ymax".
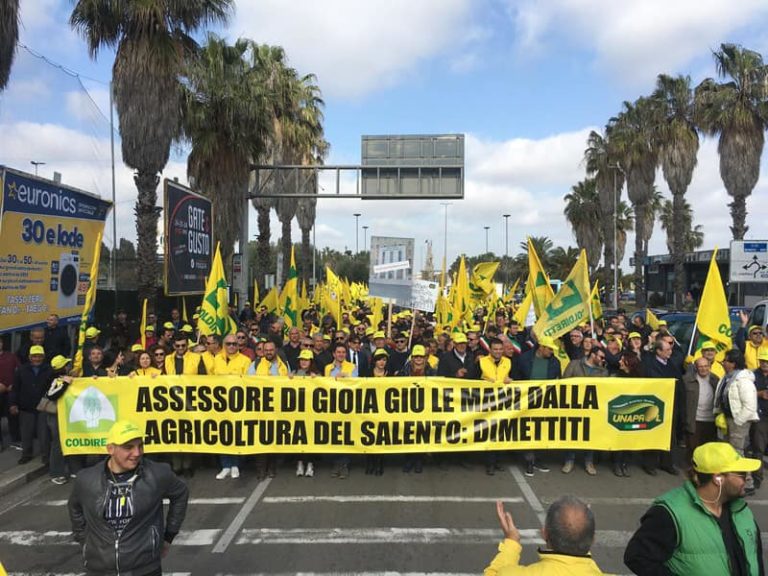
[
  {"xmin": 608, "ymin": 97, "xmax": 659, "ymax": 307},
  {"xmin": 660, "ymin": 198, "xmax": 704, "ymax": 253},
  {"xmin": 296, "ymin": 192, "xmax": 317, "ymax": 289},
  {"xmin": 0, "ymin": 0, "xmax": 19, "ymax": 92},
  {"xmin": 615, "ymin": 200, "xmax": 634, "ymax": 266},
  {"xmin": 517, "ymin": 236, "xmax": 555, "ymax": 271},
  {"xmin": 564, "ymin": 177, "xmax": 603, "ymax": 272},
  {"xmin": 183, "ymin": 36, "xmax": 271, "ymax": 272},
  {"xmin": 550, "ymin": 246, "xmax": 580, "ymax": 280},
  {"xmin": 70, "ymin": 0, "xmax": 232, "ymax": 304},
  {"xmin": 652, "ymin": 74, "xmax": 699, "ymax": 308},
  {"xmin": 695, "ymin": 43, "xmax": 768, "ymax": 240},
  {"xmin": 584, "ymin": 129, "xmax": 624, "ymax": 301}
]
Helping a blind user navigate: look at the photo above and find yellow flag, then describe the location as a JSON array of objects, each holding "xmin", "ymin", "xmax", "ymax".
[
  {"xmin": 590, "ymin": 280, "xmax": 603, "ymax": 321},
  {"xmin": 527, "ymin": 238, "xmax": 554, "ymax": 318},
  {"xmin": 198, "ymin": 243, "xmax": 237, "ymax": 337},
  {"xmin": 513, "ymin": 289, "xmax": 534, "ymax": 327},
  {"xmin": 693, "ymin": 249, "xmax": 732, "ymax": 363},
  {"xmin": 182, "ymin": 296, "xmax": 188, "ymax": 323},
  {"xmin": 469, "ymin": 261, "xmax": 499, "ymax": 303},
  {"xmin": 72, "ymin": 232, "xmax": 103, "ymax": 377},
  {"xmin": 533, "ymin": 250, "xmax": 591, "ymax": 340},
  {"xmin": 646, "ymin": 308, "xmax": 660, "ymax": 331},
  {"xmin": 453, "ymin": 256, "xmax": 471, "ymax": 328},
  {"xmin": 253, "ymin": 280, "xmax": 259, "ymax": 310},
  {"xmin": 280, "ymin": 246, "xmax": 299, "ymax": 328},
  {"xmin": 140, "ymin": 299, "xmax": 148, "ymax": 350},
  {"xmin": 503, "ymin": 278, "xmax": 520, "ymax": 304},
  {"xmin": 259, "ymin": 286, "xmax": 280, "ymax": 314}
]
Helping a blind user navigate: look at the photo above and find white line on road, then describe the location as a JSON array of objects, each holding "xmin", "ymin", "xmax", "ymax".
[
  {"xmin": 214, "ymin": 573, "xmax": 481, "ymax": 576},
  {"xmin": 26, "ymin": 497, "xmax": 246, "ymax": 507},
  {"xmin": 212, "ymin": 477, "xmax": 272, "ymax": 554},
  {"xmin": 0, "ymin": 530, "xmax": 219, "ymax": 546},
  {"xmin": 508, "ymin": 465, "xmax": 546, "ymax": 525},
  {"xmin": 236, "ymin": 527, "xmax": 542, "ymax": 545},
  {"xmin": 262, "ymin": 496, "xmax": 525, "ymax": 504}
]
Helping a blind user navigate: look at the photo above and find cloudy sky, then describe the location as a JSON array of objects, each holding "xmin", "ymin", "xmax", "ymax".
[{"xmin": 2, "ymin": 0, "xmax": 768, "ymax": 277}]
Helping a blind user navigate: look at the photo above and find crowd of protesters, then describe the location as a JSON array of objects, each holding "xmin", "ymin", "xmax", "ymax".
[{"xmin": 1, "ymin": 299, "xmax": 768, "ymax": 489}]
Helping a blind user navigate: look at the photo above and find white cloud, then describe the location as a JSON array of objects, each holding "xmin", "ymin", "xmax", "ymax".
[
  {"xmin": 232, "ymin": 0, "xmax": 476, "ymax": 98},
  {"xmin": 508, "ymin": 0, "xmax": 768, "ymax": 87}
]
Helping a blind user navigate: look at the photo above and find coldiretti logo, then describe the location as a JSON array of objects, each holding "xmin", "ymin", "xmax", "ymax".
[
  {"xmin": 607, "ymin": 395, "xmax": 664, "ymax": 431},
  {"xmin": 66, "ymin": 386, "xmax": 118, "ymax": 433}
]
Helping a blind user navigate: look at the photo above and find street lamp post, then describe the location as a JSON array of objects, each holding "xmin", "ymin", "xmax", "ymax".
[
  {"xmin": 609, "ymin": 163, "xmax": 625, "ymax": 310},
  {"xmin": 440, "ymin": 202, "xmax": 452, "ymax": 286},
  {"xmin": 503, "ymin": 214, "xmax": 511, "ymax": 287},
  {"xmin": 362, "ymin": 225, "xmax": 369, "ymax": 251},
  {"xmin": 353, "ymin": 213, "xmax": 361, "ymax": 253},
  {"xmin": 484, "ymin": 226, "xmax": 490, "ymax": 253},
  {"xmin": 30, "ymin": 161, "xmax": 45, "ymax": 176}
]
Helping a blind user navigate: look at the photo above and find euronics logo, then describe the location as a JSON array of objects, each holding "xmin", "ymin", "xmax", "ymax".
[{"xmin": 607, "ymin": 395, "xmax": 664, "ymax": 431}]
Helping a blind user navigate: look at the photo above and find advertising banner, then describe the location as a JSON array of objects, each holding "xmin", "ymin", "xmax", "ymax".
[
  {"xmin": 164, "ymin": 179, "xmax": 212, "ymax": 295},
  {"xmin": 59, "ymin": 376, "xmax": 674, "ymax": 455},
  {"xmin": 0, "ymin": 167, "xmax": 111, "ymax": 333}
]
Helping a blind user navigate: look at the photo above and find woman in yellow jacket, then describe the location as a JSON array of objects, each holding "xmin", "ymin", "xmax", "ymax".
[
  {"xmin": 129, "ymin": 351, "xmax": 162, "ymax": 377},
  {"xmin": 485, "ymin": 499, "xmax": 603, "ymax": 575}
]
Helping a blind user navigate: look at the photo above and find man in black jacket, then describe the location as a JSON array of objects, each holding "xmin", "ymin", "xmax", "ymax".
[
  {"xmin": 9, "ymin": 345, "xmax": 52, "ymax": 465},
  {"xmin": 44, "ymin": 314, "xmax": 71, "ymax": 359},
  {"xmin": 437, "ymin": 333, "xmax": 477, "ymax": 379},
  {"xmin": 69, "ymin": 420, "xmax": 189, "ymax": 576}
]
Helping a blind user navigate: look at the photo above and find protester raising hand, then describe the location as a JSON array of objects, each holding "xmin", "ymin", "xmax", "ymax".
[{"xmin": 495, "ymin": 500, "xmax": 520, "ymax": 542}]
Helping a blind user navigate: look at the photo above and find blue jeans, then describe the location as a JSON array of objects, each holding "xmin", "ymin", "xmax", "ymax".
[{"xmin": 221, "ymin": 455, "xmax": 240, "ymax": 468}]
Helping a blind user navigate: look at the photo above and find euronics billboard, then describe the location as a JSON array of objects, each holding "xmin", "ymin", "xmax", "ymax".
[
  {"xmin": 0, "ymin": 167, "xmax": 111, "ymax": 333},
  {"xmin": 164, "ymin": 179, "xmax": 212, "ymax": 296}
]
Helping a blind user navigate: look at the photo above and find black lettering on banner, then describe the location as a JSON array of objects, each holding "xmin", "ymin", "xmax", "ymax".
[
  {"xmin": 196, "ymin": 386, "xmax": 211, "ymax": 412},
  {"xmin": 136, "ymin": 387, "xmax": 152, "ymax": 412},
  {"xmin": 169, "ymin": 386, "xmax": 184, "ymax": 411},
  {"xmin": 384, "ymin": 387, "xmax": 425, "ymax": 414},
  {"xmin": 431, "ymin": 387, "xmax": 454, "ymax": 412},
  {"xmin": 312, "ymin": 388, "xmax": 377, "ymax": 414},
  {"xmin": 446, "ymin": 420, "xmax": 461, "ymax": 444}
]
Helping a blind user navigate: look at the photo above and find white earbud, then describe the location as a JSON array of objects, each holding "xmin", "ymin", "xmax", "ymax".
[{"xmin": 715, "ymin": 476, "xmax": 722, "ymax": 486}]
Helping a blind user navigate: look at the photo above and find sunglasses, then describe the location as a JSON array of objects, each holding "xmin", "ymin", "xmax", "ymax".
[
  {"xmin": 154, "ymin": 352, "xmax": 165, "ymax": 357},
  {"xmin": 237, "ymin": 335, "xmax": 247, "ymax": 340},
  {"xmin": 174, "ymin": 344, "xmax": 187, "ymax": 349},
  {"xmin": 224, "ymin": 342, "xmax": 238, "ymax": 346}
]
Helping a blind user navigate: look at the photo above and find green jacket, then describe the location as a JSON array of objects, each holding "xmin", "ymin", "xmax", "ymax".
[{"xmin": 655, "ymin": 481, "xmax": 761, "ymax": 576}]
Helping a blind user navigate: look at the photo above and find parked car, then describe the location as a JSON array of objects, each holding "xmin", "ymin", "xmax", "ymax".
[
  {"xmin": 748, "ymin": 300, "xmax": 768, "ymax": 334},
  {"xmin": 659, "ymin": 307, "xmax": 750, "ymax": 355}
]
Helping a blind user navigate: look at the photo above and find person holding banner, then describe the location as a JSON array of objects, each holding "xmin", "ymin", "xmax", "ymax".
[
  {"xmin": 213, "ymin": 335, "xmax": 251, "ymax": 480},
  {"xmin": 69, "ymin": 420, "xmax": 189, "ymax": 576},
  {"xmin": 624, "ymin": 442, "xmax": 764, "ymax": 576},
  {"xmin": 437, "ymin": 333, "xmax": 478, "ymax": 380},
  {"xmin": 130, "ymin": 351, "xmax": 162, "ymax": 377},
  {"xmin": 250, "ymin": 341, "xmax": 289, "ymax": 376},
  {"xmin": 485, "ymin": 498, "xmax": 603, "ymax": 575}
]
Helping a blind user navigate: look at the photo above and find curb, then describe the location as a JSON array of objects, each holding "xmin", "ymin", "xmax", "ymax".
[{"xmin": 0, "ymin": 461, "xmax": 48, "ymax": 499}]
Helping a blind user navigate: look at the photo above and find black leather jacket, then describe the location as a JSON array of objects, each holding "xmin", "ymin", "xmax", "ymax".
[{"xmin": 68, "ymin": 458, "xmax": 188, "ymax": 575}]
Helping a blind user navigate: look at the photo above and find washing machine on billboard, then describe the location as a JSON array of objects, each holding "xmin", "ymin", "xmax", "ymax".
[{"xmin": 57, "ymin": 251, "xmax": 80, "ymax": 310}]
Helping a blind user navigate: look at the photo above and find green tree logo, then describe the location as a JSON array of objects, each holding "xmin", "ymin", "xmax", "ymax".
[{"xmin": 67, "ymin": 386, "xmax": 118, "ymax": 432}]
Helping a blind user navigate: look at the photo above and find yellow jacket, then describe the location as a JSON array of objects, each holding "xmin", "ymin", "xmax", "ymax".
[
  {"xmin": 325, "ymin": 360, "xmax": 357, "ymax": 377},
  {"xmin": 201, "ymin": 350, "xmax": 224, "ymax": 374},
  {"xmin": 428, "ymin": 354, "xmax": 439, "ymax": 370},
  {"xmin": 133, "ymin": 367, "xmax": 162, "ymax": 377},
  {"xmin": 213, "ymin": 353, "xmax": 251, "ymax": 375},
  {"xmin": 480, "ymin": 355, "xmax": 512, "ymax": 383},
  {"xmin": 253, "ymin": 357, "xmax": 289, "ymax": 376},
  {"xmin": 164, "ymin": 352, "xmax": 204, "ymax": 375},
  {"xmin": 484, "ymin": 539, "xmax": 603, "ymax": 575},
  {"xmin": 745, "ymin": 340, "xmax": 768, "ymax": 371}
]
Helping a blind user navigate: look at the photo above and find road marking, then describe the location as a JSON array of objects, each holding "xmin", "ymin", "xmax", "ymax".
[
  {"xmin": 213, "ymin": 573, "xmax": 481, "ymax": 576},
  {"xmin": 212, "ymin": 477, "xmax": 272, "ymax": 554},
  {"xmin": 508, "ymin": 465, "xmax": 546, "ymax": 525},
  {"xmin": 0, "ymin": 530, "xmax": 219, "ymax": 546},
  {"xmin": 9, "ymin": 574, "xmax": 191, "ymax": 576},
  {"xmin": 27, "ymin": 497, "xmax": 246, "ymax": 507},
  {"xmin": 236, "ymin": 527, "xmax": 541, "ymax": 545},
  {"xmin": 262, "ymin": 496, "xmax": 525, "ymax": 504}
]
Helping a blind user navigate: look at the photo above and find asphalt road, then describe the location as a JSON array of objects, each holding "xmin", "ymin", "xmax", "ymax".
[{"xmin": 1, "ymin": 451, "xmax": 767, "ymax": 575}]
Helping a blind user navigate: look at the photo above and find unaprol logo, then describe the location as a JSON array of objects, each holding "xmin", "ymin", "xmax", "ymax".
[{"xmin": 607, "ymin": 395, "xmax": 664, "ymax": 431}]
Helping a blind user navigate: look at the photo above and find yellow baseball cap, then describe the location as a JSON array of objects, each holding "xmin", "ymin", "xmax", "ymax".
[
  {"xmin": 628, "ymin": 332, "xmax": 642, "ymax": 340},
  {"xmin": 299, "ymin": 349, "xmax": 314, "ymax": 360},
  {"xmin": 657, "ymin": 320, "xmax": 667, "ymax": 327},
  {"xmin": 144, "ymin": 325, "xmax": 155, "ymax": 332},
  {"xmin": 453, "ymin": 333, "xmax": 468, "ymax": 344},
  {"xmin": 131, "ymin": 344, "xmax": 144, "ymax": 353},
  {"xmin": 85, "ymin": 327, "xmax": 100, "ymax": 338},
  {"xmin": 50, "ymin": 355, "xmax": 70, "ymax": 371},
  {"xmin": 748, "ymin": 325, "xmax": 763, "ymax": 334},
  {"xmin": 107, "ymin": 420, "xmax": 144, "ymax": 446},
  {"xmin": 700, "ymin": 341, "xmax": 717, "ymax": 351},
  {"xmin": 692, "ymin": 442, "xmax": 761, "ymax": 474},
  {"xmin": 411, "ymin": 345, "xmax": 426, "ymax": 357},
  {"xmin": 29, "ymin": 345, "xmax": 45, "ymax": 356},
  {"xmin": 163, "ymin": 322, "xmax": 175, "ymax": 330},
  {"xmin": 538, "ymin": 336, "xmax": 557, "ymax": 350},
  {"xmin": 373, "ymin": 331, "xmax": 386, "ymax": 340},
  {"xmin": 758, "ymin": 349, "xmax": 768, "ymax": 362},
  {"xmin": 181, "ymin": 324, "xmax": 194, "ymax": 333},
  {"xmin": 373, "ymin": 348, "xmax": 389, "ymax": 359}
]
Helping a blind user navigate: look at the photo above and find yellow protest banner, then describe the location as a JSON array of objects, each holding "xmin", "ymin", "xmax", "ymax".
[
  {"xmin": 58, "ymin": 376, "xmax": 674, "ymax": 455},
  {"xmin": 0, "ymin": 167, "xmax": 111, "ymax": 332}
]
